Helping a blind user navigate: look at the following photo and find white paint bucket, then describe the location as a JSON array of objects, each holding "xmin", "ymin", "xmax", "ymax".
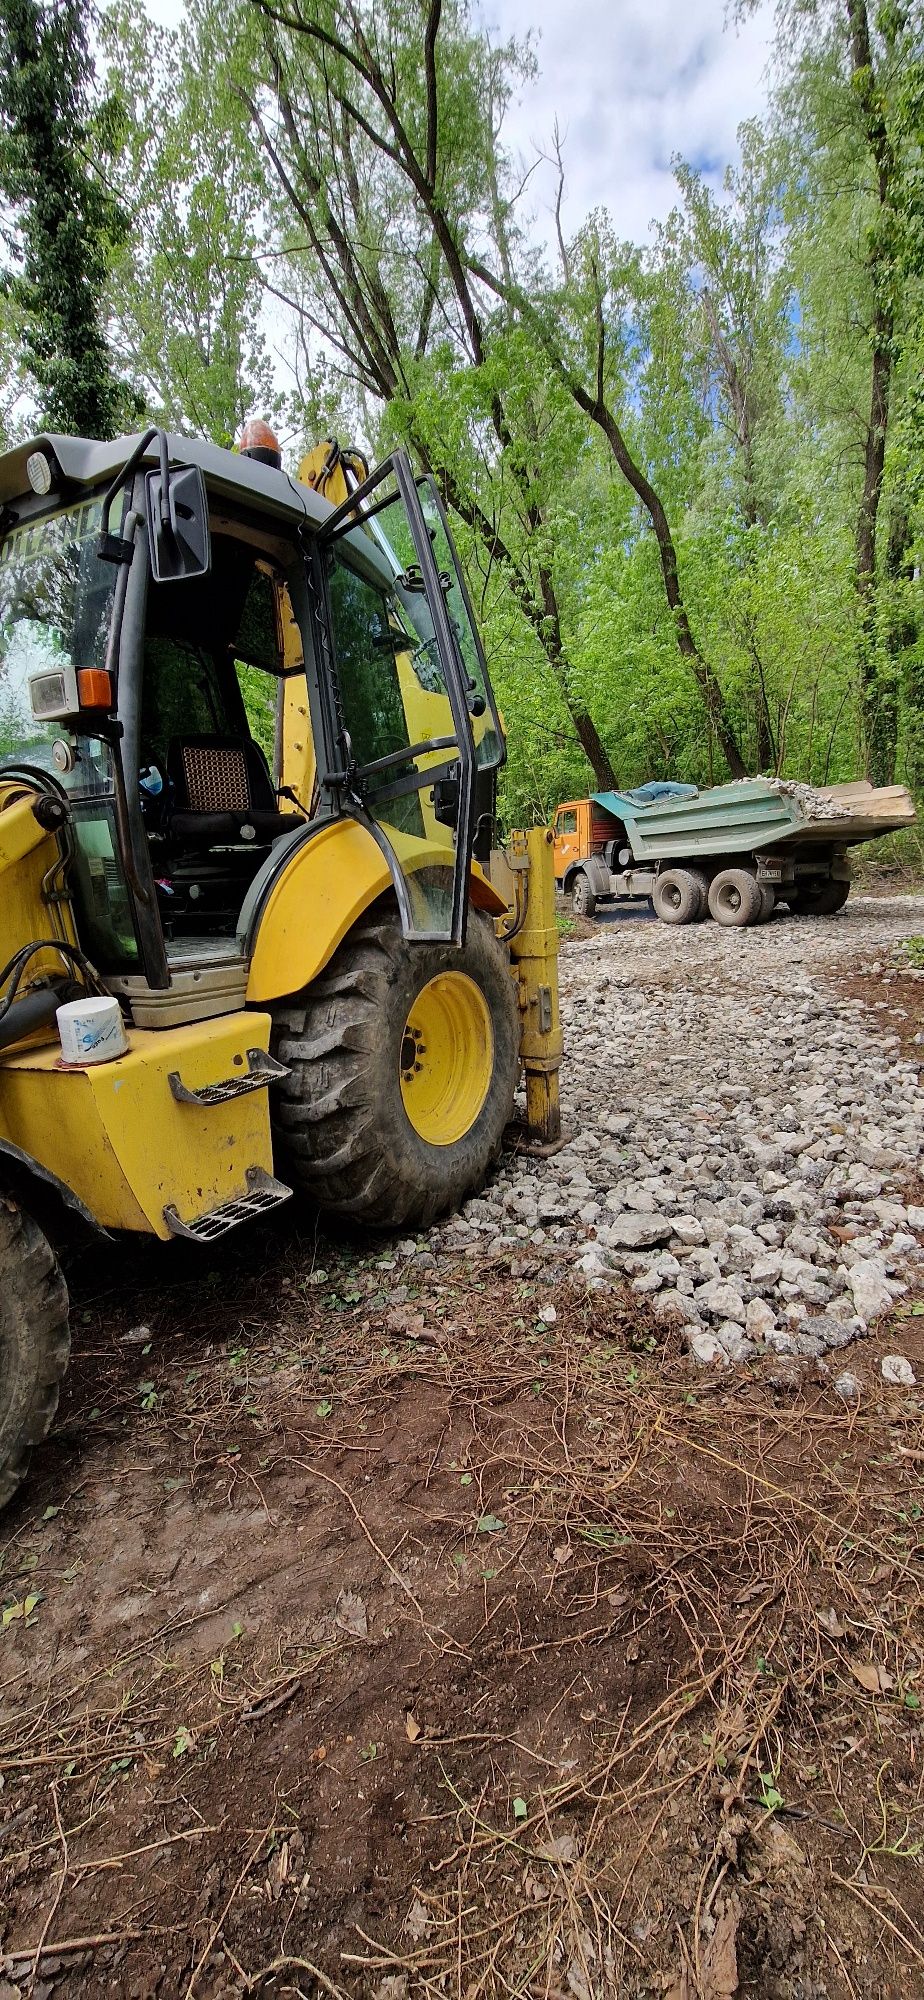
[{"xmin": 56, "ymin": 995, "xmax": 127, "ymax": 1066}]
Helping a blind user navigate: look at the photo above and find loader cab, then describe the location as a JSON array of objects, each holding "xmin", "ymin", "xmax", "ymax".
[
  {"xmin": 137, "ymin": 530, "xmax": 309, "ymax": 951},
  {"xmin": 0, "ymin": 429, "xmax": 504, "ymax": 1012}
]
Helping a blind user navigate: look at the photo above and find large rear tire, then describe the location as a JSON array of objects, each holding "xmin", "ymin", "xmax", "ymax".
[
  {"xmin": 708, "ymin": 867, "xmax": 763, "ymax": 927},
  {"xmin": 790, "ymin": 878, "xmax": 850, "ymax": 916},
  {"xmin": 652, "ymin": 868, "xmax": 707, "ymax": 925},
  {"xmin": 0, "ymin": 1199, "xmax": 70, "ymax": 1511},
  {"xmin": 270, "ymin": 904, "xmax": 520, "ymax": 1228}
]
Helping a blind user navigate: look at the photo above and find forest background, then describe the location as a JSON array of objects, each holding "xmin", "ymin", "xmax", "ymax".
[{"xmin": 0, "ymin": 0, "xmax": 921, "ymax": 832}]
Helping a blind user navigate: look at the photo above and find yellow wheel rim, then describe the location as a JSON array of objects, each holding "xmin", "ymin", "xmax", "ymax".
[{"xmin": 400, "ymin": 972, "xmax": 494, "ymax": 1146}]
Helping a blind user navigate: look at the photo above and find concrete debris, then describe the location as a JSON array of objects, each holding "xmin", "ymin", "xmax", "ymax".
[
  {"xmin": 881, "ymin": 1353, "xmax": 916, "ymax": 1386},
  {"xmin": 427, "ymin": 894, "xmax": 924, "ymax": 1370}
]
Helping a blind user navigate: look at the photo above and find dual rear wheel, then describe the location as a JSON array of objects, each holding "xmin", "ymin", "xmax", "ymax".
[{"xmin": 653, "ymin": 865, "xmax": 776, "ymax": 927}]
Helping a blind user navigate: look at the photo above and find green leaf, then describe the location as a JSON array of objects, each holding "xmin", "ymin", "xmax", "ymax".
[
  {"xmin": 904, "ymin": 1692, "xmax": 921, "ymax": 1710},
  {"xmin": 315, "ymin": 1399, "xmax": 333, "ymax": 1419},
  {"xmin": 512, "ymin": 1796, "xmax": 528, "ymax": 1821},
  {"xmin": 476, "ymin": 1514, "xmax": 505, "ymax": 1534},
  {"xmin": 758, "ymin": 1771, "xmax": 784, "ymax": 1812},
  {"xmin": 42, "ymin": 1504, "xmax": 60, "ymax": 1521},
  {"xmin": 173, "ymin": 1725, "xmax": 194, "ymax": 1758}
]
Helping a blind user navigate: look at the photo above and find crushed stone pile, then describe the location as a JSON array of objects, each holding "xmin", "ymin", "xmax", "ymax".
[{"xmin": 422, "ymin": 896, "xmax": 924, "ymax": 1376}]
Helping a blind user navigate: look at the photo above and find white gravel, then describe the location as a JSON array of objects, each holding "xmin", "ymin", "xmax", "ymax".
[{"xmin": 431, "ymin": 895, "xmax": 924, "ymax": 1369}]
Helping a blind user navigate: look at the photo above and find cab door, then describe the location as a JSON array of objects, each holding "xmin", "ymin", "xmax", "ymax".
[
  {"xmin": 312, "ymin": 452, "xmax": 483, "ymax": 946},
  {"xmin": 553, "ymin": 803, "xmax": 583, "ymax": 879}
]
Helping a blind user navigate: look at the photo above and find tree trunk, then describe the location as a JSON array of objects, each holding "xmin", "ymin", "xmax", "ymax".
[
  {"xmin": 856, "ymin": 313, "xmax": 895, "ymax": 785},
  {"xmin": 431, "ymin": 456, "xmax": 615, "ymax": 787},
  {"xmin": 885, "ymin": 496, "xmax": 921, "ymax": 790},
  {"xmin": 590, "ymin": 400, "xmax": 747, "ymax": 778},
  {"xmin": 846, "ymin": 0, "xmax": 898, "ymax": 786}
]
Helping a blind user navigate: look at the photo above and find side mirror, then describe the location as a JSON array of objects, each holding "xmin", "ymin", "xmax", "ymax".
[{"xmin": 145, "ymin": 464, "xmax": 211, "ymax": 583}]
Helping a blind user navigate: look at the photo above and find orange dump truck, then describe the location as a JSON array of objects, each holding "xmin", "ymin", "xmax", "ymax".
[{"xmin": 552, "ymin": 780, "xmax": 916, "ymax": 925}]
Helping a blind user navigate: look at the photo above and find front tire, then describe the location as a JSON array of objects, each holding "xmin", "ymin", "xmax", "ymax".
[
  {"xmin": 0, "ymin": 1199, "xmax": 70, "ymax": 1510},
  {"xmin": 572, "ymin": 872, "xmax": 596, "ymax": 919},
  {"xmin": 271, "ymin": 904, "xmax": 520, "ymax": 1228}
]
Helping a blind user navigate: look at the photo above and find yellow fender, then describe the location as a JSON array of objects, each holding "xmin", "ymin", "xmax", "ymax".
[{"xmin": 246, "ymin": 817, "xmax": 507, "ymax": 1004}]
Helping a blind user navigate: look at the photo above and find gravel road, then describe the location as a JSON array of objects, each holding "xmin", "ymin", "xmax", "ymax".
[{"xmin": 431, "ymin": 895, "xmax": 924, "ymax": 1374}]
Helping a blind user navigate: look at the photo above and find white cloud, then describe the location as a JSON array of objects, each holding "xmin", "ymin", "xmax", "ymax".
[
  {"xmin": 482, "ymin": 0, "xmax": 775, "ymax": 246},
  {"xmin": 143, "ymin": 0, "xmax": 774, "ymax": 248}
]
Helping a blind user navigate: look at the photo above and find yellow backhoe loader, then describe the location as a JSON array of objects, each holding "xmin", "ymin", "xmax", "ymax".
[{"xmin": 0, "ymin": 424, "xmax": 561, "ymax": 1506}]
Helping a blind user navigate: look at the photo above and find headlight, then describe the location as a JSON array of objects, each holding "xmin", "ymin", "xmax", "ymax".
[{"xmin": 26, "ymin": 450, "xmax": 54, "ymax": 495}]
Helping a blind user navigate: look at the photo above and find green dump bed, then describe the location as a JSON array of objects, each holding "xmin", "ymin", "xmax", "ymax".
[{"xmin": 592, "ymin": 778, "xmax": 916, "ymax": 864}]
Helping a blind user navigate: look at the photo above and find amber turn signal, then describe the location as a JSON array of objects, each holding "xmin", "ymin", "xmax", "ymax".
[{"xmin": 77, "ymin": 668, "xmax": 113, "ymax": 709}]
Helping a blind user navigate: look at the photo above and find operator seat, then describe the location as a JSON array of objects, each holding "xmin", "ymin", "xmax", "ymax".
[{"xmin": 168, "ymin": 736, "xmax": 301, "ymax": 848}]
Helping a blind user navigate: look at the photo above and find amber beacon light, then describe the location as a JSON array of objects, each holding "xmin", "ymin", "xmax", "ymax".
[{"xmin": 238, "ymin": 419, "xmax": 282, "ymax": 469}]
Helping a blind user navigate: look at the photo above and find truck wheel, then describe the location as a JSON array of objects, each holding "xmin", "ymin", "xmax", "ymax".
[
  {"xmin": 571, "ymin": 873, "xmax": 596, "ymax": 918},
  {"xmin": 652, "ymin": 869, "xmax": 706, "ymax": 925},
  {"xmin": 270, "ymin": 904, "xmax": 520, "ymax": 1229},
  {"xmin": 0, "ymin": 1199, "xmax": 70, "ymax": 1510},
  {"xmin": 791, "ymin": 879, "xmax": 850, "ymax": 916},
  {"xmin": 755, "ymin": 884, "xmax": 776, "ymax": 923},
  {"xmin": 708, "ymin": 868, "xmax": 763, "ymax": 927}
]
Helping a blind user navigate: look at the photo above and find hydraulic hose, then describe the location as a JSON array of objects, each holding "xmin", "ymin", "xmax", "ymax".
[{"xmin": 0, "ymin": 981, "xmax": 78, "ymax": 1054}]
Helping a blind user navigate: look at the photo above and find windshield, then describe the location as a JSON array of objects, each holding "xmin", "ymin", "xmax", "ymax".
[{"xmin": 0, "ymin": 497, "xmax": 115, "ymax": 767}]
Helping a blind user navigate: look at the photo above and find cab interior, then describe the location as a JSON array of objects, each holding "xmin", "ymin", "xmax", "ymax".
[{"xmin": 137, "ymin": 525, "xmax": 309, "ymax": 961}]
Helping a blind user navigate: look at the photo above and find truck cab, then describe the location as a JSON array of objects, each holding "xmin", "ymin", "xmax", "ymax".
[{"xmin": 551, "ymin": 800, "xmax": 588, "ymax": 881}]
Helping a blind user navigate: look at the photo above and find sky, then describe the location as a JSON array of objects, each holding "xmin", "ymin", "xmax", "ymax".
[
  {"xmin": 144, "ymin": 0, "xmax": 777, "ymax": 249},
  {"xmin": 480, "ymin": 0, "xmax": 776, "ymax": 246}
]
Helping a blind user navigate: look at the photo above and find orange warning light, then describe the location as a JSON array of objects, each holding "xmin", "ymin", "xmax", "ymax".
[{"xmin": 238, "ymin": 419, "xmax": 282, "ymax": 468}]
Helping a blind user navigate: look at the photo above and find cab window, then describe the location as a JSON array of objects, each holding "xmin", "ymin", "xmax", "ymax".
[{"xmin": 557, "ymin": 808, "xmax": 578, "ymax": 834}]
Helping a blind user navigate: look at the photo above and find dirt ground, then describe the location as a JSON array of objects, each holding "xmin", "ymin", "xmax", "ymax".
[{"xmin": 2, "ymin": 942, "xmax": 924, "ymax": 2000}]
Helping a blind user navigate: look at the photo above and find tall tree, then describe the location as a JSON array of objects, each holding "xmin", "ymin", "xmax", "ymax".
[
  {"xmin": 102, "ymin": 3, "xmax": 276, "ymax": 446},
  {"xmin": 239, "ymin": 0, "xmax": 746, "ymax": 778},
  {"xmin": 767, "ymin": 0, "xmax": 924, "ymax": 783},
  {"xmin": 0, "ymin": 0, "xmax": 132, "ymax": 437},
  {"xmin": 234, "ymin": 0, "xmax": 621, "ymax": 785}
]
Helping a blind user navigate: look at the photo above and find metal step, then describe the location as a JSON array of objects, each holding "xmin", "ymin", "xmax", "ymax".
[
  {"xmin": 168, "ymin": 1048, "xmax": 289, "ymax": 1107},
  {"xmin": 164, "ymin": 1167, "xmax": 292, "ymax": 1242}
]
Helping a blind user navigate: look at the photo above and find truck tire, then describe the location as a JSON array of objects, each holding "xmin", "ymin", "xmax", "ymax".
[
  {"xmin": 572, "ymin": 872, "xmax": 596, "ymax": 918},
  {"xmin": 0, "ymin": 1199, "xmax": 70, "ymax": 1511},
  {"xmin": 270, "ymin": 904, "xmax": 520, "ymax": 1229},
  {"xmin": 708, "ymin": 867, "xmax": 763, "ymax": 927},
  {"xmin": 755, "ymin": 884, "xmax": 776, "ymax": 923},
  {"xmin": 791, "ymin": 879, "xmax": 850, "ymax": 916},
  {"xmin": 652, "ymin": 868, "xmax": 706, "ymax": 925}
]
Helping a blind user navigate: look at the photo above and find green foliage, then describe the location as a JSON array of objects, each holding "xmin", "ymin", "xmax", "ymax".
[
  {"xmin": 0, "ymin": 0, "xmax": 135, "ymax": 436},
  {"xmin": 8, "ymin": 0, "xmax": 917, "ymax": 836},
  {"xmin": 101, "ymin": 0, "xmax": 277, "ymax": 443}
]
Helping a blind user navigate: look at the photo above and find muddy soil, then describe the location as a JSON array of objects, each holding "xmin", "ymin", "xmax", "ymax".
[{"xmin": 2, "ymin": 917, "xmax": 924, "ymax": 1999}]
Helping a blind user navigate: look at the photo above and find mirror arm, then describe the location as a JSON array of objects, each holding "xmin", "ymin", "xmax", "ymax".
[{"xmin": 97, "ymin": 426, "xmax": 163, "ymax": 565}]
